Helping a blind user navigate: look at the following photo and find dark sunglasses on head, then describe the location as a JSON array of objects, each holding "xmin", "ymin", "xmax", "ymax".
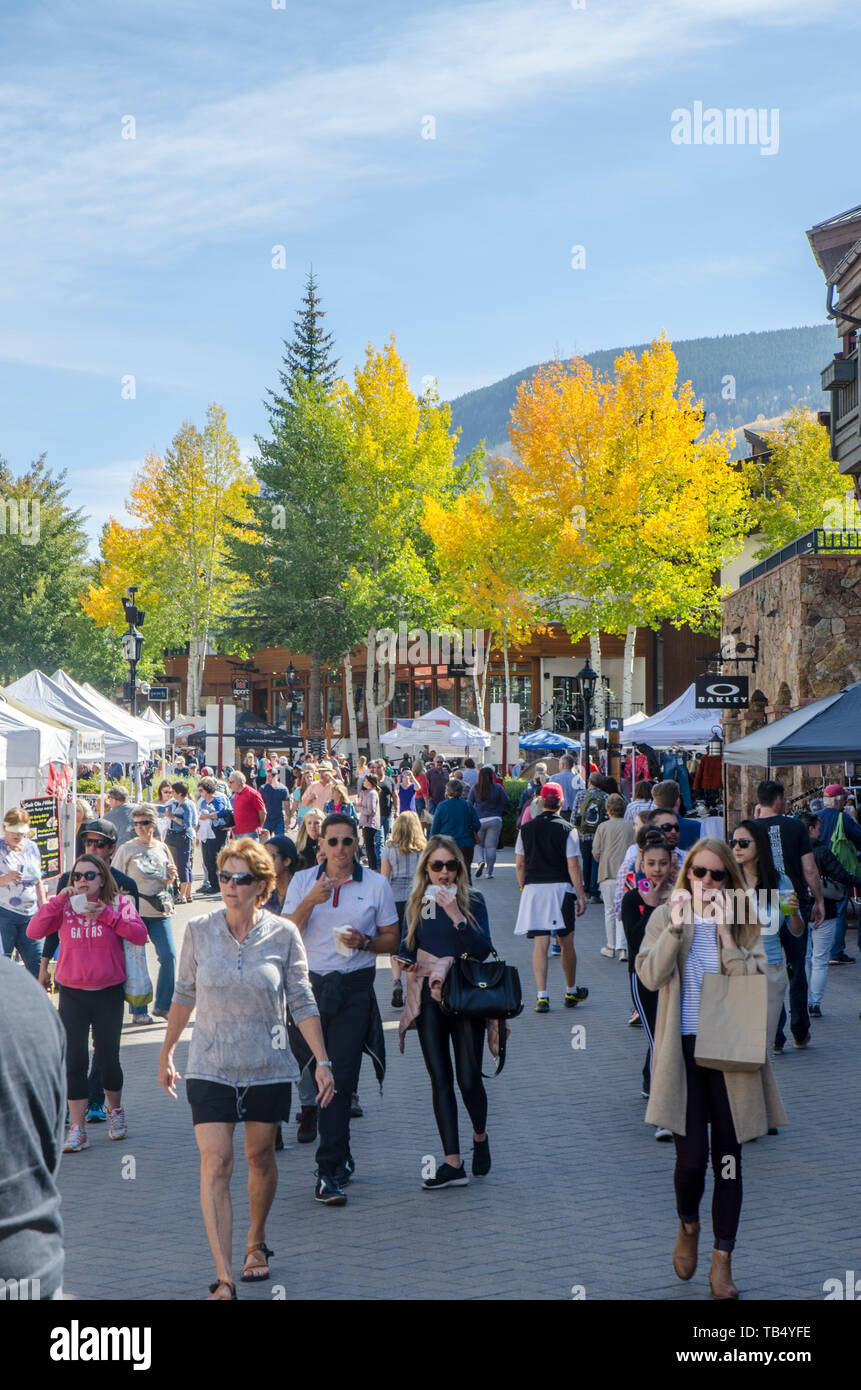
[
  {"xmin": 429, "ymin": 859, "xmax": 458, "ymax": 872},
  {"xmin": 325, "ymin": 835, "xmax": 355, "ymax": 847},
  {"xmin": 690, "ymin": 865, "xmax": 728, "ymax": 882},
  {"xmin": 656, "ymin": 823, "xmax": 679, "ymax": 834},
  {"xmin": 217, "ymin": 871, "xmax": 262, "ymax": 886},
  {"xmin": 730, "ymin": 837, "xmax": 751, "ymax": 850},
  {"xmin": 84, "ymin": 837, "xmax": 111, "ymax": 849},
  {"xmin": 72, "ymin": 870, "xmax": 100, "ymax": 882}
]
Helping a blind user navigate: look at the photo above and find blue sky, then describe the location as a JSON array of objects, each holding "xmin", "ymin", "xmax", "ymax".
[{"xmin": 1, "ymin": 0, "xmax": 859, "ymax": 549}]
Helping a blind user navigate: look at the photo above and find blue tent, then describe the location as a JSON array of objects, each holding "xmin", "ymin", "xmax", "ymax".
[{"xmin": 519, "ymin": 729, "xmax": 582, "ymax": 752}]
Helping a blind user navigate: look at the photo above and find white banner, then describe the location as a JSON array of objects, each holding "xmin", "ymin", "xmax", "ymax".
[{"xmin": 76, "ymin": 730, "xmax": 105, "ymax": 759}]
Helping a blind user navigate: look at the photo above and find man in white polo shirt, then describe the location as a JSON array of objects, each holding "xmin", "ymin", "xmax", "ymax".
[{"xmin": 284, "ymin": 812, "xmax": 398, "ymax": 1206}]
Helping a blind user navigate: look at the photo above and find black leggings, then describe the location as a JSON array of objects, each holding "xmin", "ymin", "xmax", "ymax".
[
  {"xmin": 414, "ymin": 980, "xmax": 487, "ymax": 1155},
  {"xmin": 673, "ymin": 1034, "xmax": 743, "ymax": 1251},
  {"xmin": 59, "ymin": 983, "xmax": 126, "ymax": 1100},
  {"xmin": 362, "ymin": 827, "xmax": 378, "ymax": 871}
]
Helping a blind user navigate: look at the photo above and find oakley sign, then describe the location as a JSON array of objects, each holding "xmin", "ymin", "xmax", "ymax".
[{"xmin": 695, "ymin": 675, "xmax": 749, "ymax": 709}]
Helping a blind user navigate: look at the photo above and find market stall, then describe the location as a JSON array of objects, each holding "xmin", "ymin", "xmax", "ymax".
[{"xmin": 380, "ymin": 706, "xmax": 491, "ymax": 758}]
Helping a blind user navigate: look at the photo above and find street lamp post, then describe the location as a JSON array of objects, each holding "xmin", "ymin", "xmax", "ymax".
[
  {"xmin": 575, "ymin": 658, "xmax": 598, "ymax": 782},
  {"xmin": 120, "ymin": 587, "xmax": 145, "ymax": 717},
  {"xmin": 285, "ymin": 660, "xmax": 297, "ymax": 742}
]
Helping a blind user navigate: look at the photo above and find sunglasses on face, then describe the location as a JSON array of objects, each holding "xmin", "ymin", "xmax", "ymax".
[
  {"xmin": 730, "ymin": 837, "xmax": 751, "ymax": 850},
  {"xmin": 428, "ymin": 859, "xmax": 458, "ymax": 873},
  {"xmin": 690, "ymin": 865, "xmax": 728, "ymax": 882},
  {"xmin": 72, "ymin": 870, "xmax": 100, "ymax": 883},
  {"xmin": 85, "ymin": 838, "xmax": 111, "ymax": 849},
  {"xmin": 218, "ymin": 872, "xmax": 262, "ymax": 886},
  {"xmin": 656, "ymin": 823, "xmax": 679, "ymax": 834},
  {"xmin": 132, "ymin": 820, "xmax": 151, "ymax": 827},
  {"xmin": 325, "ymin": 836, "xmax": 355, "ymax": 847}
]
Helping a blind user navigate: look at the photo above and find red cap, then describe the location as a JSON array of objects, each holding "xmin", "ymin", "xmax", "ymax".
[
  {"xmin": 824, "ymin": 784, "xmax": 846, "ymax": 797},
  {"xmin": 540, "ymin": 782, "xmax": 564, "ymax": 805}
]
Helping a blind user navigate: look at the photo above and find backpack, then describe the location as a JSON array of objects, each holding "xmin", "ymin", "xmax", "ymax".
[
  {"xmin": 830, "ymin": 813, "xmax": 859, "ymax": 875},
  {"xmin": 579, "ymin": 789, "xmax": 606, "ymax": 833}
]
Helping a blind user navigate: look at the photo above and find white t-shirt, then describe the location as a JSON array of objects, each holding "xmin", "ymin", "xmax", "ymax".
[{"xmin": 283, "ymin": 864, "xmax": 398, "ymax": 976}]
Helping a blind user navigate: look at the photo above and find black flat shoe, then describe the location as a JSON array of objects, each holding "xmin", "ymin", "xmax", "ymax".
[
  {"xmin": 422, "ymin": 1162, "xmax": 469, "ymax": 1190},
  {"xmin": 472, "ymin": 1137, "xmax": 491, "ymax": 1177}
]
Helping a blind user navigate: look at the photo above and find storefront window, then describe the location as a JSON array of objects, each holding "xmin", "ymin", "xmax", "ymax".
[
  {"xmin": 458, "ymin": 683, "xmax": 478, "ymax": 723},
  {"xmin": 353, "ymin": 685, "xmax": 365, "ymax": 722},
  {"xmin": 393, "ymin": 681, "xmax": 409, "ymax": 718},
  {"xmin": 326, "ymin": 684, "xmax": 342, "ymax": 724},
  {"xmin": 435, "ymin": 677, "xmax": 454, "ymax": 709},
  {"xmin": 488, "ymin": 673, "xmax": 532, "ymax": 712},
  {"xmin": 413, "ymin": 680, "xmax": 432, "ymax": 716}
]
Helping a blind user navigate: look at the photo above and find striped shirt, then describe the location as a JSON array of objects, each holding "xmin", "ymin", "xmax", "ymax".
[{"xmin": 680, "ymin": 916, "xmax": 720, "ymax": 1035}]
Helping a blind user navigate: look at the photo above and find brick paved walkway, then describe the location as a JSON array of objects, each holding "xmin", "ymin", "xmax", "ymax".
[{"xmin": 54, "ymin": 850, "xmax": 861, "ymax": 1301}]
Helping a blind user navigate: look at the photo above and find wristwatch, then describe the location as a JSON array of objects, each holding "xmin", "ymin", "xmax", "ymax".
[{"xmin": 317, "ymin": 1060, "xmax": 333, "ymax": 1069}]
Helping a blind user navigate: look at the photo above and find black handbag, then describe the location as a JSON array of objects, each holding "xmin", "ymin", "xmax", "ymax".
[{"xmin": 440, "ymin": 952, "xmax": 523, "ymax": 1075}]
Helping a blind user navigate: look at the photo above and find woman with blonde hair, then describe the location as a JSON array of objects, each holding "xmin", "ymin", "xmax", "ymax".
[
  {"xmin": 398, "ymin": 836, "xmax": 494, "ymax": 1188},
  {"xmin": 380, "ymin": 811, "xmax": 426, "ymax": 1008},
  {"xmin": 0, "ymin": 807, "xmax": 47, "ymax": 977},
  {"xmin": 158, "ymin": 837, "xmax": 334, "ymax": 1299},
  {"xmin": 636, "ymin": 837, "xmax": 786, "ymax": 1299},
  {"xmin": 294, "ymin": 809, "xmax": 325, "ymax": 870}
]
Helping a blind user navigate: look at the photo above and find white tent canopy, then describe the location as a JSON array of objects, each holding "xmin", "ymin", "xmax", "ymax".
[
  {"xmin": 6, "ymin": 670, "xmax": 159, "ymax": 762},
  {"xmin": 617, "ymin": 684, "xmax": 724, "ymax": 749},
  {"xmin": 380, "ymin": 706, "xmax": 491, "ymax": 756},
  {"xmin": 139, "ymin": 705, "xmax": 168, "ymax": 728},
  {"xmin": 0, "ymin": 696, "xmax": 73, "ymax": 776},
  {"xmin": 591, "ymin": 710, "xmax": 649, "ymax": 741},
  {"xmin": 53, "ymin": 671, "xmax": 165, "ymax": 756}
]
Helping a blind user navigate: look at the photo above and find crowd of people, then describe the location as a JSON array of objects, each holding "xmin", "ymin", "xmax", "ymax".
[{"xmin": 2, "ymin": 747, "xmax": 860, "ymax": 1303}]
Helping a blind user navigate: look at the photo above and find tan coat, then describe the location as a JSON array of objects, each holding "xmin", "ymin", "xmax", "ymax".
[
  {"xmin": 636, "ymin": 903, "xmax": 787, "ymax": 1143},
  {"xmin": 591, "ymin": 816, "xmax": 635, "ymax": 883}
]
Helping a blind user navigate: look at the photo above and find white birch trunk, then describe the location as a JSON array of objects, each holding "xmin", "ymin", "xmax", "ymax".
[
  {"xmin": 588, "ymin": 629, "xmax": 604, "ymax": 729},
  {"xmin": 622, "ymin": 623, "xmax": 637, "ymax": 719},
  {"xmin": 363, "ymin": 626, "xmax": 396, "ymax": 759},
  {"xmin": 343, "ymin": 651, "xmax": 360, "ymax": 768}
]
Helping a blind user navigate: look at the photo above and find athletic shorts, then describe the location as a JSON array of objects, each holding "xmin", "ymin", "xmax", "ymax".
[
  {"xmin": 186, "ymin": 1078, "xmax": 292, "ymax": 1126},
  {"xmin": 526, "ymin": 925, "xmax": 575, "ymax": 940}
]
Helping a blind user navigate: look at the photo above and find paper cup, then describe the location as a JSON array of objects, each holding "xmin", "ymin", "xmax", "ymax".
[{"xmin": 333, "ymin": 926, "xmax": 355, "ymax": 957}]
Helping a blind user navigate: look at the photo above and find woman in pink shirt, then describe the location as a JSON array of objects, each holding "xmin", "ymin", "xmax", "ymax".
[{"xmin": 28, "ymin": 853, "xmax": 148, "ymax": 1153}]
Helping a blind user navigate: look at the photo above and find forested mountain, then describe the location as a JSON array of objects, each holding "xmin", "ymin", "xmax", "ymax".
[{"xmin": 448, "ymin": 324, "xmax": 835, "ymax": 458}]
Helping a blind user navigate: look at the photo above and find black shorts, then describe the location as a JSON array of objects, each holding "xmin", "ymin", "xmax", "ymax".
[
  {"xmin": 186, "ymin": 1078, "xmax": 292, "ymax": 1126},
  {"xmin": 526, "ymin": 926, "xmax": 575, "ymax": 940}
]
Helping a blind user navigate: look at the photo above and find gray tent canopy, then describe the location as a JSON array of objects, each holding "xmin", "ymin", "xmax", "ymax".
[{"xmin": 722, "ymin": 680, "xmax": 861, "ymax": 767}]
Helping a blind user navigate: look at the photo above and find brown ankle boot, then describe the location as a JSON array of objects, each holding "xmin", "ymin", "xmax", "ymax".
[
  {"xmin": 672, "ymin": 1221, "xmax": 700, "ymax": 1280},
  {"xmin": 709, "ymin": 1249, "xmax": 739, "ymax": 1299}
]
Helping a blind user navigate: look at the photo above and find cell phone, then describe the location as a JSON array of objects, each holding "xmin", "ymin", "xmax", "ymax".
[{"xmin": 394, "ymin": 954, "xmax": 415, "ymax": 967}]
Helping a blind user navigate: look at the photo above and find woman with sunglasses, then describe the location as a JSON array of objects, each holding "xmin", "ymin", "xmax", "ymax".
[
  {"xmin": 113, "ymin": 806, "xmax": 179, "ymax": 1023},
  {"xmin": 294, "ymin": 809, "xmax": 325, "ymax": 870},
  {"xmin": 27, "ymin": 854, "xmax": 148, "ymax": 1151},
  {"xmin": 398, "ymin": 836, "xmax": 493, "ymax": 1189},
  {"xmin": 621, "ymin": 829, "xmax": 674, "ymax": 1139},
  {"xmin": 159, "ymin": 838, "xmax": 333, "ymax": 1298},
  {"xmin": 730, "ymin": 820, "xmax": 803, "ymax": 1049},
  {"xmin": 636, "ymin": 838, "xmax": 786, "ymax": 1299}
]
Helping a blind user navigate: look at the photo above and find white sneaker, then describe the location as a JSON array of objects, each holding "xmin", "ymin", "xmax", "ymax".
[
  {"xmin": 130, "ymin": 1014, "xmax": 155, "ymax": 1026},
  {"xmin": 617, "ymin": 949, "xmax": 628, "ymax": 962},
  {"xmin": 655, "ymin": 1127, "xmax": 673, "ymax": 1142},
  {"xmin": 600, "ymin": 947, "xmax": 615, "ymax": 958},
  {"xmin": 63, "ymin": 1125, "xmax": 89, "ymax": 1153},
  {"xmin": 107, "ymin": 1106, "xmax": 127, "ymax": 1140}
]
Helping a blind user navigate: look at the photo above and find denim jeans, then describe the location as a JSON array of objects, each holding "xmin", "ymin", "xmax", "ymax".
[
  {"xmin": 477, "ymin": 816, "xmax": 503, "ymax": 875},
  {"xmin": 805, "ymin": 916, "xmax": 837, "ymax": 1008},
  {"xmin": 829, "ymin": 890, "xmax": 851, "ymax": 957},
  {"xmin": 374, "ymin": 816, "xmax": 392, "ymax": 867},
  {"xmin": 130, "ymin": 917, "xmax": 176, "ymax": 1015},
  {"xmin": 0, "ymin": 906, "xmax": 41, "ymax": 977},
  {"xmin": 776, "ymin": 915, "xmax": 810, "ymax": 1046}
]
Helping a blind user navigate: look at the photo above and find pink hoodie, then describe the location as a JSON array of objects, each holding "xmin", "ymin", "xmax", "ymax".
[{"xmin": 27, "ymin": 893, "xmax": 148, "ymax": 990}]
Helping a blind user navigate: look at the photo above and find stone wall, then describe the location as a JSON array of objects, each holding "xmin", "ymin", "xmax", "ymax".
[{"xmin": 720, "ymin": 552, "xmax": 861, "ymax": 822}]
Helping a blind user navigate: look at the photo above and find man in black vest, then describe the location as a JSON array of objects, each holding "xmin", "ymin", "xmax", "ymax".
[{"xmin": 514, "ymin": 782, "xmax": 588, "ymax": 1012}]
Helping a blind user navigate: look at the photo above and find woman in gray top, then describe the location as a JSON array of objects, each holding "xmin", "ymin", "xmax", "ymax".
[
  {"xmin": 158, "ymin": 837, "xmax": 334, "ymax": 1301},
  {"xmin": 468, "ymin": 766, "xmax": 510, "ymax": 880}
]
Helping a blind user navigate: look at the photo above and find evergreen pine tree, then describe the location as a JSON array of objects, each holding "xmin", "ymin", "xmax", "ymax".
[{"xmin": 268, "ymin": 269, "xmax": 339, "ymax": 411}]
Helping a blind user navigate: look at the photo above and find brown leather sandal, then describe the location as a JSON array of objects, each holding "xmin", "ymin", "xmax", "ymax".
[
  {"xmin": 207, "ymin": 1278, "xmax": 236, "ymax": 1300},
  {"xmin": 241, "ymin": 1242, "xmax": 273, "ymax": 1282}
]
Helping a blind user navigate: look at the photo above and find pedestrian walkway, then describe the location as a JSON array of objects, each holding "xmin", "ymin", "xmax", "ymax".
[{"xmin": 55, "ymin": 851, "xmax": 861, "ymax": 1300}]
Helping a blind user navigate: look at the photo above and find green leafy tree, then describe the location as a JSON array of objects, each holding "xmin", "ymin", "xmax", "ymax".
[
  {"xmin": 269, "ymin": 269, "xmax": 340, "ymax": 411},
  {"xmin": 0, "ymin": 457, "xmax": 112, "ymax": 684},
  {"xmin": 744, "ymin": 407, "xmax": 848, "ymax": 558}
]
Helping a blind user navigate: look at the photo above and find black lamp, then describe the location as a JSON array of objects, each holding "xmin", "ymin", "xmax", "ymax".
[{"xmin": 576, "ymin": 659, "xmax": 598, "ymax": 779}]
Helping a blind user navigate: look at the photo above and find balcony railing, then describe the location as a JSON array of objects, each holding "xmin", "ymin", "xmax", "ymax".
[{"xmin": 739, "ymin": 529, "xmax": 861, "ymax": 587}]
